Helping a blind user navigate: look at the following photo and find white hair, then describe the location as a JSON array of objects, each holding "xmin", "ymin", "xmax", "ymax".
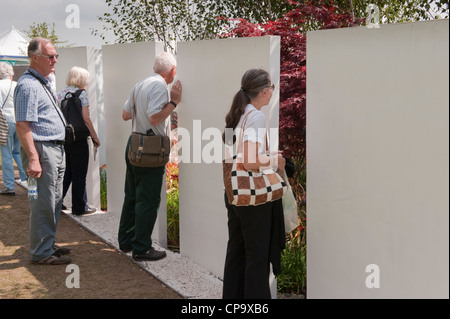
[
  {"xmin": 153, "ymin": 52, "xmax": 177, "ymax": 75},
  {"xmin": 66, "ymin": 66, "xmax": 90, "ymax": 88},
  {"xmin": 0, "ymin": 62, "xmax": 14, "ymax": 80}
]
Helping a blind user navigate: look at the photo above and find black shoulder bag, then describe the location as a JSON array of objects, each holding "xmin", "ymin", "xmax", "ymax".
[{"xmin": 127, "ymin": 87, "xmax": 171, "ymax": 167}]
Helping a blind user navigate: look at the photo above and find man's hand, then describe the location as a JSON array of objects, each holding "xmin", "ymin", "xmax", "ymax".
[
  {"xmin": 122, "ymin": 110, "xmax": 132, "ymax": 121},
  {"xmin": 27, "ymin": 157, "xmax": 42, "ymax": 178},
  {"xmin": 15, "ymin": 121, "xmax": 42, "ymax": 178},
  {"xmin": 170, "ymin": 80, "xmax": 182, "ymax": 105},
  {"xmin": 149, "ymin": 80, "xmax": 183, "ymax": 126}
]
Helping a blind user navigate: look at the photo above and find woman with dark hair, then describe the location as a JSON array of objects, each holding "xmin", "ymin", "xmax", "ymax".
[{"xmin": 222, "ymin": 69, "xmax": 285, "ymax": 299}]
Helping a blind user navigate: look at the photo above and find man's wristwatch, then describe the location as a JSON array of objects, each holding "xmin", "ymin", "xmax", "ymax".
[{"xmin": 169, "ymin": 101, "xmax": 177, "ymax": 107}]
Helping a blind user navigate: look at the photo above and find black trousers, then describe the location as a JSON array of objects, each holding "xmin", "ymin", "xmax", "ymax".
[
  {"xmin": 223, "ymin": 193, "xmax": 273, "ymax": 299},
  {"xmin": 62, "ymin": 139, "xmax": 89, "ymax": 214}
]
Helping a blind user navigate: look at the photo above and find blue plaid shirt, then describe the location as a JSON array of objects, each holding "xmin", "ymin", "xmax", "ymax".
[{"xmin": 14, "ymin": 68, "xmax": 66, "ymax": 141}]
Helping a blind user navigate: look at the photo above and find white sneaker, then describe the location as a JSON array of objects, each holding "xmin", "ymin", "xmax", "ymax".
[{"xmin": 16, "ymin": 179, "xmax": 28, "ymax": 189}]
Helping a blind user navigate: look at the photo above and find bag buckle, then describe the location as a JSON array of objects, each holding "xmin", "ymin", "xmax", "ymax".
[{"xmin": 136, "ymin": 135, "xmax": 145, "ymax": 161}]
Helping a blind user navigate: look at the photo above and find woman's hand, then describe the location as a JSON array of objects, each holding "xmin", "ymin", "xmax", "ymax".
[
  {"xmin": 276, "ymin": 154, "xmax": 286, "ymax": 173},
  {"xmin": 92, "ymin": 136, "xmax": 101, "ymax": 148}
]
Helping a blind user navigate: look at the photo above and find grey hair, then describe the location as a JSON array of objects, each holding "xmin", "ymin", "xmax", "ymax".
[
  {"xmin": 66, "ymin": 66, "xmax": 90, "ymax": 88},
  {"xmin": 0, "ymin": 62, "xmax": 14, "ymax": 80},
  {"xmin": 27, "ymin": 37, "xmax": 53, "ymax": 58},
  {"xmin": 153, "ymin": 52, "xmax": 177, "ymax": 75}
]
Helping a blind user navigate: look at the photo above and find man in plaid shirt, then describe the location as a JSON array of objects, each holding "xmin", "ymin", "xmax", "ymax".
[{"xmin": 15, "ymin": 37, "xmax": 71, "ymax": 265}]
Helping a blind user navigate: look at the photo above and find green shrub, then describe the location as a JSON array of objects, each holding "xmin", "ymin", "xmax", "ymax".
[
  {"xmin": 278, "ymin": 238, "xmax": 307, "ymax": 295},
  {"xmin": 167, "ymin": 188, "xmax": 180, "ymax": 252},
  {"xmin": 99, "ymin": 164, "xmax": 107, "ymax": 211}
]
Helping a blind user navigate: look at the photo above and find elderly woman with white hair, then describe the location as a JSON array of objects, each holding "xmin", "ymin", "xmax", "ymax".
[
  {"xmin": 0, "ymin": 62, "xmax": 27, "ymax": 195},
  {"xmin": 57, "ymin": 66, "xmax": 100, "ymax": 215}
]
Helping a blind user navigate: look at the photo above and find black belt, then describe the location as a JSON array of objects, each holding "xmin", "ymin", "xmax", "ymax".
[{"xmin": 38, "ymin": 140, "xmax": 65, "ymax": 145}]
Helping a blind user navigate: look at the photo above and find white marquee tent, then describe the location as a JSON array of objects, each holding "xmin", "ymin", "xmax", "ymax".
[{"xmin": 0, "ymin": 26, "xmax": 30, "ymax": 65}]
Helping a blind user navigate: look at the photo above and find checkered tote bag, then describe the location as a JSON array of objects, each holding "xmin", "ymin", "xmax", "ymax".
[{"xmin": 223, "ymin": 111, "xmax": 287, "ymax": 206}]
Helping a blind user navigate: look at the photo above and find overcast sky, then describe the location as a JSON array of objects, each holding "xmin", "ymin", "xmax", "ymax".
[{"xmin": 0, "ymin": 0, "xmax": 115, "ymax": 49}]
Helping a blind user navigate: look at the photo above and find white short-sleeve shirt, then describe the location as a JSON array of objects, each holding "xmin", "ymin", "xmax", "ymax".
[
  {"xmin": 0, "ymin": 79, "xmax": 17, "ymax": 123},
  {"xmin": 123, "ymin": 73, "xmax": 170, "ymax": 136},
  {"xmin": 235, "ymin": 104, "xmax": 267, "ymax": 155}
]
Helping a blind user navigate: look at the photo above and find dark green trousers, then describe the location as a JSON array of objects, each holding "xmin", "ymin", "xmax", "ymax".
[{"xmin": 118, "ymin": 137, "xmax": 165, "ymax": 254}]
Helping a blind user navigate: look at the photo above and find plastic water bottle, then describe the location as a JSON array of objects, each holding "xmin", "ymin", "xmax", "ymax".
[{"xmin": 28, "ymin": 177, "xmax": 38, "ymax": 200}]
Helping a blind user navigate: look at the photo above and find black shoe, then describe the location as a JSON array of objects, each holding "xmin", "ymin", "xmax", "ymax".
[
  {"xmin": 132, "ymin": 247, "xmax": 167, "ymax": 261},
  {"xmin": 0, "ymin": 187, "xmax": 15, "ymax": 196},
  {"xmin": 73, "ymin": 208, "xmax": 97, "ymax": 216},
  {"xmin": 54, "ymin": 245, "xmax": 71, "ymax": 255},
  {"xmin": 120, "ymin": 247, "xmax": 132, "ymax": 253},
  {"xmin": 31, "ymin": 252, "xmax": 71, "ymax": 265}
]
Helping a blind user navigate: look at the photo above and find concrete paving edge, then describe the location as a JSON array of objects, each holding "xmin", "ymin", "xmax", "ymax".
[{"xmin": 63, "ymin": 210, "xmax": 223, "ymax": 299}]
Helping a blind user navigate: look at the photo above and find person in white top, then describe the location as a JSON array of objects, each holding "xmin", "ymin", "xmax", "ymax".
[
  {"xmin": 222, "ymin": 69, "xmax": 285, "ymax": 299},
  {"xmin": 119, "ymin": 52, "xmax": 182, "ymax": 262},
  {"xmin": 0, "ymin": 62, "xmax": 27, "ymax": 195}
]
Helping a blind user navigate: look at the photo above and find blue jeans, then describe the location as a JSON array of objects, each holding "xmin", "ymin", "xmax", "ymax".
[{"xmin": 0, "ymin": 122, "xmax": 27, "ymax": 189}]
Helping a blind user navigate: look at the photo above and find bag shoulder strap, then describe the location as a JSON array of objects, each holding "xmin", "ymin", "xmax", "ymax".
[
  {"xmin": 239, "ymin": 109, "xmax": 271, "ymax": 150},
  {"xmin": 129, "ymin": 84, "xmax": 169, "ymax": 137},
  {"xmin": 26, "ymin": 70, "xmax": 57, "ymax": 102},
  {"xmin": 27, "ymin": 70, "xmax": 66, "ymax": 126},
  {"xmin": 73, "ymin": 89, "xmax": 85, "ymax": 98},
  {"xmin": 239, "ymin": 110, "xmax": 254, "ymax": 138},
  {"xmin": 64, "ymin": 89, "xmax": 84, "ymax": 100},
  {"xmin": 130, "ymin": 86, "xmax": 138, "ymax": 134},
  {"xmin": 237, "ymin": 109, "xmax": 270, "ymax": 155},
  {"xmin": 1, "ymin": 81, "xmax": 13, "ymax": 110}
]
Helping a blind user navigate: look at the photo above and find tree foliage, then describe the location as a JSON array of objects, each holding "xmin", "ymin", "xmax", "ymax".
[
  {"xmin": 332, "ymin": 0, "xmax": 448, "ymax": 22},
  {"xmin": 94, "ymin": 0, "xmax": 223, "ymax": 50},
  {"xmin": 94, "ymin": 0, "xmax": 448, "ymax": 51},
  {"xmin": 224, "ymin": 0, "xmax": 296, "ymax": 22},
  {"xmin": 93, "ymin": 0, "xmax": 299, "ymax": 50},
  {"xmin": 25, "ymin": 22, "xmax": 73, "ymax": 48},
  {"xmin": 219, "ymin": 0, "xmax": 447, "ymax": 168},
  {"xmin": 93, "ymin": 0, "xmax": 448, "ymax": 161}
]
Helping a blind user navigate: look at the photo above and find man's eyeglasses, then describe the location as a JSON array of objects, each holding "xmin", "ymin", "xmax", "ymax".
[
  {"xmin": 267, "ymin": 84, "xmax": 275, "ymax": 90},
  {"xmin": 35, "ymin": 53, "xmax": 59, "ymax": 61}
]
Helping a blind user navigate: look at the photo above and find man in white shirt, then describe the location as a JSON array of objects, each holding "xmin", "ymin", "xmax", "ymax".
[{"xmin": 119, "ymin": 52, "xmax": 182, "ymax": 261}]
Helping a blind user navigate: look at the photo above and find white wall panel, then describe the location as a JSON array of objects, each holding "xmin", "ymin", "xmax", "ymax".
[
  {"xmin": 177, "ymin": 36, "xmax": 280, "ymax": 280},
  {"xmin": 55, "ymin": 46, "xmax": 101, "ymax": 210},
  {"xmin": 102, "ymin": 42, "xmax": 167, "ymax": 246},
  {"xmin": 307, "ymin": 20, "xmax": 449, "ymax": 298}
]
